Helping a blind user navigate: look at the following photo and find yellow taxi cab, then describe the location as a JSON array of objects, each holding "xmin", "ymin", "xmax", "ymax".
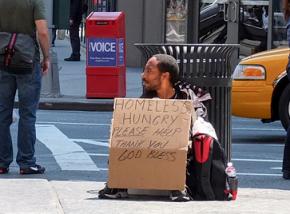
[{"xmin": 232, "ymin": 48, "xmax": 290, "ymax": 130}]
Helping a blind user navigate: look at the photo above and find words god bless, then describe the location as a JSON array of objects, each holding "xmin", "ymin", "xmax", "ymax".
[{"xmin": 110, "ymin": 98, "xmax": 192, "ymax": 162}]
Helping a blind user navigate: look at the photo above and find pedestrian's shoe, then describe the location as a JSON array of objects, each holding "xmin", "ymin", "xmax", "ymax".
[
  {"xmin": 283, "ymin": 171, "xmax": 290, "ymax": 180},
  {"xmin": 64, "ymin": 56, "xmax": 80, "ymax": 61},
  {"xmin": 98, "ymin": 184, "xmax": 128, "ymax": 199},
  {"xmin": 0, "ymin": 167, "xmax": 9, "ymax": 174},
  {"xmin": 20, "ymin": 164, "xmax": 45, "ymax": 175},
  {"xmin": 169, "ymin": 189, "xmax": 191, "ymax": 202}
]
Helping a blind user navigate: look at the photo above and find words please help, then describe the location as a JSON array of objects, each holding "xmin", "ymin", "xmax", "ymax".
[{"xmin": 108, "ymin": 98, "xmax": 195, "ymax": 190}]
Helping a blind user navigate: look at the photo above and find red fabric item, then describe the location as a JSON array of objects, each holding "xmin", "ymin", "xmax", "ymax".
[
  {"xmin": 193, "ymin": 135, "xmax": 212, "ymax": 163},
  {"xmin": 4, "ymin": 33, "xmax": 17, "ymax": 66}
]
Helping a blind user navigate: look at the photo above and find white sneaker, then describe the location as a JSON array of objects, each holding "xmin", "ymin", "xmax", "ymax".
[{"xmin": 169, "ymin": 190, "xmax": 191, "ymax": 202}]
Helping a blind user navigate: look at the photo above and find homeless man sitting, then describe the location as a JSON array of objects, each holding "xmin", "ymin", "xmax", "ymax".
[{"xmin": 98, "ymin": 54, "xmax": 228, "ymax": 202}]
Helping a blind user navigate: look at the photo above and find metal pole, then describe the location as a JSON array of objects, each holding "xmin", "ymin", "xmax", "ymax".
[
  {"xmin": 226, "ymin": 0, "xmax": 240, "ymax": 44},
  {"xmin": 187, "ymin": 0, "xmax": 200, "ymax": 43},
  {"xmin": 267, "ymin": 0, "xmax": 273, "ymax": 49},
  {"xmin": 41, "ymin": 0, "xmax": 61, "ymax": 98}
]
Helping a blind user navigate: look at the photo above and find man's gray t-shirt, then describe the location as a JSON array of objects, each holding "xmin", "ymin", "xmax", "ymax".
[
  {"xmin": 0, "ymin": 0, "xmax": 46, "ymax": 61},
  {"xmin": 0, "ymin": 0, "xmax": 46, "ymax": 34}
]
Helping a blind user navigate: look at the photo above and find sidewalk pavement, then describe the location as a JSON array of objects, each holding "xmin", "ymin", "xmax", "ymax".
[
  {"xmin": 1, "ymin": 179, "xmax": 290, "ymax": 214},
  {"xmin": 5, "ymin": 39, "xmax": 290, "ymax": 213},
  {"xmin": 15, "ymin": 38, "xmax": 143, "ymax": 111}
]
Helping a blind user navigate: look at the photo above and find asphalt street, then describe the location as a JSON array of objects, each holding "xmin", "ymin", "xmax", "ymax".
[
  {"xmin": 1, "ymin": 110, "xmax": 289, "ymax": 214},
  {"xmin": 6, "ymin": 110, "xmax": 289, "ymax": 190}
]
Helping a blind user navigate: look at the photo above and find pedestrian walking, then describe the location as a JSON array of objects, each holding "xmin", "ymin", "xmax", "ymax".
[
  {"xmin": 282, "ymin": 0, "xmax": 290, "ymax": 180},
  {"xmin": 64, "ymin": 0, "xmax": 87, "ymax": 61}
]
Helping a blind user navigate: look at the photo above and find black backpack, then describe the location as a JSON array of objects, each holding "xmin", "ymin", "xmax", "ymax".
[{"xmin": 186, "ymin": 134, "xmax": 230, "ymax": 200}]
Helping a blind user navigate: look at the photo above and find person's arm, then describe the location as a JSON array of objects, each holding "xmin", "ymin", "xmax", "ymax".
[
  {"xmin": 70, "ymin": 0, "xmax": 82, "ymax": 24},
  {"xmin": 82, "ymin": 0, "xmax": 88, "ymax": 15},
  {"xmin": 35, "ymin": 19, "xmax": 50, "ymax": 75}
]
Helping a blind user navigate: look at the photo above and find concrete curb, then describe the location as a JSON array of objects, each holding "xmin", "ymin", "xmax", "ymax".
[{"xmin": 14, "ymin": 96, "xmax": 114, "ymax": 111}]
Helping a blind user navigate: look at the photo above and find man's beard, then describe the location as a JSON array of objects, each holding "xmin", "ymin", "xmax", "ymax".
[{"xmin": 142, "ymin": 81, "xmax": 154, "ymax": 91}]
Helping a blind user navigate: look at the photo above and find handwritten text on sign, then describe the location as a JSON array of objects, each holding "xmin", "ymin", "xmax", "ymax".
[{"xmin": 110, "ymin": 98, "xmax": 193, "ymax": 162}]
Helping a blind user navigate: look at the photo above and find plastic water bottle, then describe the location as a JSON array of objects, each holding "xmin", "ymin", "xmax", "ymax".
[{"xmin": 225, "ymin": 162, "xmax": 238, "ymax": 200}]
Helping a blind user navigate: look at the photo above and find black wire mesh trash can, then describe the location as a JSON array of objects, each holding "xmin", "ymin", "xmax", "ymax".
[{"xmin": 134, "ymin": 43, "xmax": 239, "ymax": 160}]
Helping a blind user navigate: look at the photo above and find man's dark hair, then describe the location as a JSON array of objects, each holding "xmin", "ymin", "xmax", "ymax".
[{"xmin": 153, "ymin": 54, "xmax": 179, "ymax": 85}]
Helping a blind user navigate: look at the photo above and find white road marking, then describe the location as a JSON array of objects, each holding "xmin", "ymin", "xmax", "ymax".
[
  {"xmin": 37, "ymin": 121, "xmax": 284, "ymax": 131},
  {"xmin": 36, "ymin": 125, "xmax": 99, "ymax": 171},
  {"xmin": 37, "ymin": 121, "xmax": 110, "ymax": 126},
  {"xmin": 270, "ymin": 167, "xmax": 282, "ymax": 170},
  {"xmin": 99, "ymin": 168, "xmax": 108, "ymax": 171},
  {"xmin": 87, "ymin": 153, "xmax": 109, "ymax": 157},
  {"xmin": 232, "ymin": 158, "xmax": 282, "ymax": 163},
  {"xmin": 237, "ymin": 173, "xmax": 282, "ymax": 176},
  {"xmin": 57, "ymin": 169, "xmax": 280, "ymax": 175},
  {"xmin": 35, "ymin": 125, "xmax": 285, "ymax": 176},
  {"xmin": 233, "ymin": 158, "xmax": 283, "ymax": 177},
  {"xmin": 72, "ymin": 139, "xmax": 109, "ymax": 147},
  {"xmin": 232, "ymin": 127, "xmax": 284, "ymax": 131},
  {"xmin": 232, "ymin": 144, "xmax": 284, "ymax": 147},
  {"xmin": 36, "ymin": 121, "xmax": 284, "ymax": 131}
]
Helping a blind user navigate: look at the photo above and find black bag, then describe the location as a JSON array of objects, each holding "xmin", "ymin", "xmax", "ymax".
[
  {"xmin": 186, "ymin": 134, "xmax": 230, "ymax": 200},
  {"xmin": 0, "ymin": 32, "xmax": 35, "ymax": 74}
]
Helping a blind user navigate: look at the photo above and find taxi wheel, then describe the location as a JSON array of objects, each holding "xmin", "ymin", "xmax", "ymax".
[{"xmin": 279, "ymin": 84, "xmax": 290, "ymax": 131}]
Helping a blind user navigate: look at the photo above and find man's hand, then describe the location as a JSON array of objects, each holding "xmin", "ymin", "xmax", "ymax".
[
  {"xmin": 35, "ymin": 19, "xmax": 50, "ymax": 75},
  {"xmin": 41, "ymin": 58, "xmax": 50, "ymax": 75},
  {"xmin": 69, "ymin": 19, "xmax": 74, "ymax": 26}
]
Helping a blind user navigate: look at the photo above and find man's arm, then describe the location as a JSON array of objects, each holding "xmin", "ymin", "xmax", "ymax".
[
  {"xmin": 35, "ymin": 19, "xmax": 50, "ymax": 75},
  {"xmin": 70, "ymin": 0, "xmax": 82, "ymax": 23}
]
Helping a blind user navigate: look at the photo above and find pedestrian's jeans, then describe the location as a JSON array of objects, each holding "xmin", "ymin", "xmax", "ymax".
[
  {"xmin": 284, "ymin": 23, "xmax": 290, "ymax": 173},
  {"xmin": 0, "ymin": 63, "xmax": 41, "ymax": 169},
  {"xmin": 287, "ymin": 24, "xmax": 290, "ymax": 81},
  {"xmin": 283, "ymin": 126, "xmax": 290, "ymax": 173}
]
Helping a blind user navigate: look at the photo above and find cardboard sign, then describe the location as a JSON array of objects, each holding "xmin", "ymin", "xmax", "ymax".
[{"xmin": 108, "ymin": 98, "xmax": 194, "ymax": 190}]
